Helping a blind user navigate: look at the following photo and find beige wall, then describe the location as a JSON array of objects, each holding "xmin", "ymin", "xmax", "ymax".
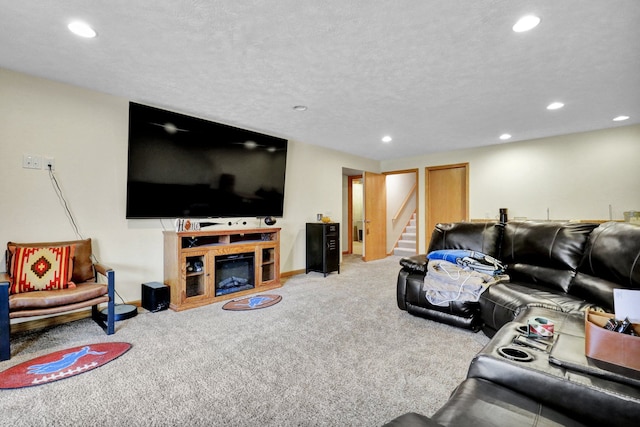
[
  {"xmin": 382, "ymin": 125, "xmax": 640, "ymax": 253},
  {"xmin": 0, "ymin": 68, "xmax": 378, "ymax": 302},
  {"xmin": 3, "ymin": 67, "xmax": 638, "ymax": 302}
]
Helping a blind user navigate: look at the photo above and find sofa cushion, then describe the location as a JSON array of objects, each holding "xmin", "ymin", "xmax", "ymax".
[
  {"xmin": 9, "ymin": 282, "xmax": 108, "ymax": 311},
  {"xmin": 427, "ymin": 222, "xmax": 503, "ymax": 257},
  {"xmin": 500, "ymin": 222, "xmax": 598, "ymax": 293},
  {"xmin": 569, "ymin": 221, "xmax": 640, "ymax": 311},
  {"xmin": 7, "ymin": 238, "xmax": 94, "ymax": 283},
  {"xmin": 9, "ymin": 245, "xmax": 75, "ymax": 294}
]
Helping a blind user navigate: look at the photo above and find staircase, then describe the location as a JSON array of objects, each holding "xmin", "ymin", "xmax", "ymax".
[{"xmin": 393, "ymin": 213, "xmax": 417, "ymax": 257}]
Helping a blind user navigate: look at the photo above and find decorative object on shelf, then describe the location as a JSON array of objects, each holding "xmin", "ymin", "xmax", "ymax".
[
  {"xmin": 0, "ymin": 342, "xmax": 131, "ymax": 389},
  {"xmin": 175, "ymin": 219, "xmax": 199, "ymax": 232},
  {"xmin": 624, "ymin": 211, "xmax": 640, "ymax": 224},
  {"xmin": 321, "ymin": 216, "xmax": 331, "ymax": 223},
  {"xmin": 317, "ymin": 213, "xmax": 323, "ymax": 221},
  {"xmin": 221, "ymin": 294, "xmax": 282, "ymax": 311},
  {"xmin": 176, "ymin": 219, "xmax": 227, "ymax": 232},
  {"xmin": 199, "ymin": 221, "xmax": 225, "ymax": 228},
  {"xmin": 499, "ymin": 208, "xmax": 508, "ymax": 223},
  {"xmin": 263, "ymin": 216, "xmax": 277, "ymax": 226}
]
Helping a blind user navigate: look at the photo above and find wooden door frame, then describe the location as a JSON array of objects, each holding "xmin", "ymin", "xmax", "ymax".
[
  {"xmin": 425, "ymin": 163, "xmax": 469, "ymax": 245},
  {"xmin": 346, "ymin": 175, "xmax": 362, "ymax": 255},
  {"xmin": 384, "ymin": 168, "xmax": 419, "ymax": 255}
]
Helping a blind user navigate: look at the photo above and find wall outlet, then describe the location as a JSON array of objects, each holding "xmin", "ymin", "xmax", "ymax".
[
  {"xmin": 45, "ymin": 156, "xmax": 55, "ymax": 171},
  {"xmin": 23, "ymin": 154, "xmax": 42, "ymax": 169}
]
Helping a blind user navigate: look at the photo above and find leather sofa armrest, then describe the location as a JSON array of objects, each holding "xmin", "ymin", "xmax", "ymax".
[
  {"xmin": 399, "ymin": 255, "xmax": 428, "ymax": 275},
  {"xmin": 383, "ymin": 412, "xmax": 443, "ymax": 427}
]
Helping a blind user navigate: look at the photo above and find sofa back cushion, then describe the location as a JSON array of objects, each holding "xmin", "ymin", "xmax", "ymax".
[
  {"xmin": 570, "ymin": 222, "xmax": 640, "ymax": 311},
  {"xmin": 7, "ymin": 239, "xmax": 95, "ymax": 283},
  {"xmin": 427, "ymin": 222, "xmax": 503, "ymax": 257},
  {"xmin": 500, "ymin": 222, "xmax": 599, "ymax": 292}
]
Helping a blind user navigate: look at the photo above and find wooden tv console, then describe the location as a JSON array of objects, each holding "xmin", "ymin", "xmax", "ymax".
[{"xmin": 163, "ymin": 228, "xmax": 281, "ymax": 311}]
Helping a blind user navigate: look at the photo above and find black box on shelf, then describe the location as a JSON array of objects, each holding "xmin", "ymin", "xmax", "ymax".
[{"xmin": 141, "ymin": 282, "xmax": 169, "ymax": 312}]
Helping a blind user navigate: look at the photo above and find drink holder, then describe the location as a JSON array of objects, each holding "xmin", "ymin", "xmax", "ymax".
[{"xmin": 498, "ymin": 346, "xmax": 534, "ymax": 362}]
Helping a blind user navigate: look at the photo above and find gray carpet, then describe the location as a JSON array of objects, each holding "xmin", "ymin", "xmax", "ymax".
[{"xmin": 0, "ymin": 255, "xmax": 488, "ymax": 426}]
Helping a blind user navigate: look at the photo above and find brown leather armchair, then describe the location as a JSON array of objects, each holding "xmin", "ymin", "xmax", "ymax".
[{"xmin": 1, "ymin": 238, "xmax": 115, "ymax": 360}]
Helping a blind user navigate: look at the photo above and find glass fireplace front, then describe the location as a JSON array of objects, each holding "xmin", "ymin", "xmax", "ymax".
[{"xmin": 215, "ymin": 253, "xmax": 255, "ymax": 296}]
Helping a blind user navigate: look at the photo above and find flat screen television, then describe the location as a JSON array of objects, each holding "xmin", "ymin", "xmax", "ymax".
[{"xmin": 126, "ymin": 102, "xmax": 287, "ymax": 219}]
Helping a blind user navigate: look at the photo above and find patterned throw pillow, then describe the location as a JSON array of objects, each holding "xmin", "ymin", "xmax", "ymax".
[{"xmin": 10, "ymin": 246, "xmax": 75, "ymax": 294}]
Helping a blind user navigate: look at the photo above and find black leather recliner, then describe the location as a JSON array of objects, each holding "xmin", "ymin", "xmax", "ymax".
[
  {"xmin": 390, "ymin": 221, "xmax": 640, "ymax": 426},
  {"xmin": 397, "ymin": 222, "xmax": 503, "ymax": 331}
]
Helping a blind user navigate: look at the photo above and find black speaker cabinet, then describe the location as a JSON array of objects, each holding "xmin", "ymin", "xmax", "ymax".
[
  {"xmin": 306, "ymin": 222, "xmax": 340, "ymax": 277},
  {"xmin": 142, "ymin": 282, "xmax": 170, "ymax": 312}
]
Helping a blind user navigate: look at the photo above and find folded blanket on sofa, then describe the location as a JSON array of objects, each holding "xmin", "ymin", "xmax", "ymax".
[
  {"xmin": 427, "ymin": 249, "xmax": 505, "ymax": 276},
  {"xmin": 423, "ymin": 259, "xmax": 508, "ymax": 306}
]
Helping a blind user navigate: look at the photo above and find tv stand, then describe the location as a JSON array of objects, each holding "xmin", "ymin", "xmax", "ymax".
[{"xmin": 163, "ymin": 228, "xmax": 281, "ymax": 311}]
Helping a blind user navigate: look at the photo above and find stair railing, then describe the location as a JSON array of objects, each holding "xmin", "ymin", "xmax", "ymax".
[{"xmin": 392, "ymin": 182, "xmax": 417, "ymax": 223}]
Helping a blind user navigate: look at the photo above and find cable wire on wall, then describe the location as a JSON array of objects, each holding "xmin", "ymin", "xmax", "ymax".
[
  {"xmin": 48, "ymin": 165, "xmax": 126, "ymax": 304},
  {"xmin": 48, "ymin": 166, "xmax": 83, "ymax": 240}
]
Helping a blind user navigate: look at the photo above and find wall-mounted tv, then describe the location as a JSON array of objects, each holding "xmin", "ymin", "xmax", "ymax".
[{"xmin": 126, "ymin": 102, "xmax": 287, "ymax": 219}]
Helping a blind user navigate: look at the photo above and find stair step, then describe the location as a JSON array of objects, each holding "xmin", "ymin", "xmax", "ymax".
[
  {"xmin": 402, "ymin": 232, "xmax": 416, "ymax": 241},
  {"xmin": 398, "ymin": 240, "xmax": 416, "ymax": 249},
  {"xmin": 394, "ymin": 247, "xmax": 417, "ymax": 257},
  {"xmin": 406, "ymin": 225, "xmax": 416, "ymax": 233}
]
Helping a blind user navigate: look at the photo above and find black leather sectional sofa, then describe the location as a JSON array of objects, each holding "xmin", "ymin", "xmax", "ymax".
[{"xmin": 388, "ymin": 221, "xmax": 640, "ymax": 426}]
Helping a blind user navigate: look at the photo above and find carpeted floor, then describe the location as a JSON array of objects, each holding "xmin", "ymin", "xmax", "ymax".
[{"xmin": 0, "ymin": 255, "xmax": 489, "ymax": 426}]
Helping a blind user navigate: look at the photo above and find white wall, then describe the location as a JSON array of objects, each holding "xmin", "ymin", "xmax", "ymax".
[
  {"xmin": 385, "ymin": 172, "xmax": 416, "ymax": 253},
  {"xmin": 0, "ymin": 68, "xmax": 378, "ymax": 302},
  {"xmin": 381, "ymin": 125, "xmax": 640, "ymax": 253},
  {"xmin": 4, "ymin": 67, "xmax": 637, "ymax": 302}
]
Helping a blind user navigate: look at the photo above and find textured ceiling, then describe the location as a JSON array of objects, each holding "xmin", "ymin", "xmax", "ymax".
[{"xmin": 1, "ymin": 1, "xmax": 638, "ymax": 160}]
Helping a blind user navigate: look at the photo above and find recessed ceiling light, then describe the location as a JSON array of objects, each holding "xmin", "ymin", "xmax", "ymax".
[
  {"xmin": 68, "ymin": 21, "xmax": 97, "ymax": 38},
  {"xmin": 513, "ymin": 15, "xmax": 541, "ymax": 32},
  {"xmin": 381, "ymin": 136, "xmax": 392, "ymax": 143},
  {"xmin": 292, "ymin": 105, "xmax": 307, "ymax": 111},
  {"xmin": 499, "ymin": 134, "xmax": 512, "ymax": 141},
  {"xmin": 613, "ymin": 115, "xmax": 630, "ymax": 122},
  {"xmin": 547, "ymin": 102, "xmax": 564, "ymax": 110},
  {"xmin": 243, "ymin": 141, "xmax": 258, "ymax": 149}
]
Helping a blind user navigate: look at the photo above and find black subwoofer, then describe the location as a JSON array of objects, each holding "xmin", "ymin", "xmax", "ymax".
[{"xmin": 141, "ymin": 282, "xmax": 170, "ymax": 312}]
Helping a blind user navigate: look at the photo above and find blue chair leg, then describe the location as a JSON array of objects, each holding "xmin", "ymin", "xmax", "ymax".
[
  {"xmin": 106, "ymin": 269, "xmax": 115, "ymax": 335},
  {"xmin": 1, "ymin": 281, "xmax": 11, "ymax": 360},
  {"xmin": 91, "ymin": 269, "xmax": 115, "ymax": 335}
]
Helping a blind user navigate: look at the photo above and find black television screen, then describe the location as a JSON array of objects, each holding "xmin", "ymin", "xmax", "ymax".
[{"xmin": 126, "ymin": 102, "xmax": 287, "ymax": 219}]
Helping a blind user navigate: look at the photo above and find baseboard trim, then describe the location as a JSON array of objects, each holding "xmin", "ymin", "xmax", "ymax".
[{"xmin": 281, "ymin": 269, "xmax": 305, "ymax": 278}]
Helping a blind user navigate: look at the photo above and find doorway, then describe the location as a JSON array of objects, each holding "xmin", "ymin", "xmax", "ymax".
[{"xmin": 349, "ymin": 175, "xmax": 364, "ymax": 255}]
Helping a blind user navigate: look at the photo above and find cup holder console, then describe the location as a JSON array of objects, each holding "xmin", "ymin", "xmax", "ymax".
[{"xmin": 498, "ymin": 346, "xmax": 534, "ymax": 362}]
